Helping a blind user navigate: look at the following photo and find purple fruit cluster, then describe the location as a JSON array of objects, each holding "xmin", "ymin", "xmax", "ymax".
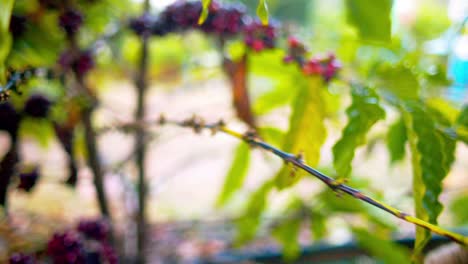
[
  {"xmin": 24, "ymin": 94, "xmax": 52, "ymax": 118},
  {"xmin": 284, "ymin": 37, "xmax": 341, "ymax": 82},
  {"xmin": 59, "ymin": 50, "xmax": 95, "ymax": 77},
  {"xmin": 129, "ymin": 0, "xmax": 277, "ymax": 51},
  {"xmin": 47, "ymin": 231, "xmax": 86, "ymax": 264},
  {"xmin": 17, "ymin": 167, "xmax": 40, "ymax": 192},
  {"xmin": 59, "ymin": 9, "xmax": 84, "ymax": 36},
  {"xmin": 9, "ymin": 253, "xmax": 35, "ymax": 264},
  {"xmin": 76, "ymin": 218, "xmax": 110, "ymax": 241}
]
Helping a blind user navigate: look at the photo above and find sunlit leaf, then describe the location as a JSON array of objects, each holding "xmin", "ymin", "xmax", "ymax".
[
  {"xmin": 402, "ymin": 101, "xmax": 455, "ymax": 258},
  {"xmin": 0, "ymin": 0, "xmax": 14, "ymax": 83},
  {"xmin": 377, "ymin": 64, "xmax": 420, "ymax": 100},
  {"xmin": 310, "ymin": 209, "xmax": 326, "ymax": 240},
  {"xmin": 253, "ymin": 81, "xmax": 296, "ymax": 115},
  {"xmin": 456, "ymin": 105, "xmax": 468, "ymax": 127},
  {"xmin": 345, "ymin": 0, "xmax": 392, "ymax": 43},
  {"xmin": 386, "ymin": 117, "xmax": 407, "ymax": 163},
  {"xmin": 275, "ymin": 77, "xmax": 326, "ymax": 188},
  {"xmin": 19, "ymin": 117, "xmax": 55, "ymax": 148},
  {"xmin": 235, "ymin": 180, "xmax": 274, "ymax": 244},
  {"xmin": 353, "ymin": 228, "xmax": 411, "ymax": 264},
  {"xmin": 333, "ymin": 85, "xmax": 385, "ymax": 179},
  {"xmin": 450, "ymin": 194, "xmax": 468, "ymax": 226},
  {"xmin": 256, "ymin": 0, "xmax": 269, "ymax": 25},
  {"xmin": 198, "ymin": 0, "xmax": 211, "ymax": 25},
  {"xmin": 216, "ymin": 142, "xmax": 251, "ymax": 207}
]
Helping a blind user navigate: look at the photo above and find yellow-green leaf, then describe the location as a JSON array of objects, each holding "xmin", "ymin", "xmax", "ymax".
[
  {"xmin": 235, "ymin": 179, "xmax": 274, "ymax": 244},
  {"xmin": 256, "ymin": 0, "xmax": 269, "ymax": 25},
  {"xmin": 402, "ymin": 101, "xmax": 455, "ymax": 259},
  {"xmin": 216, "ymin": 142, "xmax": 251, "ymax": 207},
  {"xmin": 386, "ymin": 117, "xmax": 407, "ymax": 163},
  {"xmin": 345, "ymin": 0, "xmax": 392, "ymax": 43},
  {"xmin": 0, "ymin": 0, "xmax": 15, "ymax": 84},
  {"xmin": 333, "ymin": 85, "xmax": 385, "ymax": 179},
  {"xmin": 275, "ymin": 77, "xmax": 326, "ymax": 188},
  {"xmin": 198, "ymin": 0, "xmax": 211, "ymax": 25}
]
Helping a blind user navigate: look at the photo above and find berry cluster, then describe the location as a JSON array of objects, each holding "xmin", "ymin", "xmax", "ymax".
[
  {"xmin": 24, "ymin": 94, "xmax": 52, "ymax": 118},
  {"xmin": 47, "ymin": 231, "xmax": 86, "ymax": 264},
  {"xmin": 284, "ymin": 37, "xmax": 341, "ymax": 82},
  {"xmin": 9, "ymin": 253, "xmax": 35, "ymax": 264},
  {"xmin": 59, "ymin": 50, "xmax": 95, "ymax": 77},
  {"xmin": 243, "ymin": 20, "xmax": 276, "ymax": 52},
  {"xmin": 129, "ymin": 0, "xmax": 277, "ymax": 51},
  {"xmin": 17, "ymin": 167, "xmax": 40, "ymax": 192},
  {"xmin": 59, "ymin": 9, "xmax": 84, "ymax": 36},
  {"xmin": 0, "ymin": 102, "xmax": 21, "ymax": 137},
  {"xmin": 200, "ymin": 2, "xmax": 246, "ymax": 36},
  {"xmin": 76, "ymin": 218, "xmax": 110, "ymax": 241}
]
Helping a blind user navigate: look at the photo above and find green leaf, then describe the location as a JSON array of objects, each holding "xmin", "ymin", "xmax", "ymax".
[
  {"xmin": 198, "ymin": 0, "xmax": 211, "ymax": 25},
  {"xmin": 332, "ymin": 85, "xmax": 385, "ymax": 179},
  {"xmin": 345, "ymin": 0, "xmax": 392, "ymax": 43},
  {"xmin": 272, "ymin": 200, "xmax": 302, "ymax": 261},
  {"xmin": 378, "ymin": 64, "xmax": 420, "ymax": 100},
  {"xmin": 0, "ymin": 0, "xmax": 14, "ymax": 84},
  {"xmin": 457, "ymin": 105, "xmax": 468, "ymax": 127},
  {"xmin": 275, "ymin": 77, "xmax": 327, "ymax": 188},
  {"xmin": 450, "ymin": 194, "xmax": 468, "ymax": 226},
  {"xmin": 19, "ymin": 117, "xmax": 55, "ymax": 148},
  {"xmin": 256, "ymin": 0, "xmax": 269, "ymax": 25},
  {"xmin": 253, "ymin": 82, "xmax": 296, "ymax": 115},
  {"xmin": 310, "ymin": 210, "xmax": 327, "ymax": 240},
  {"xmin": 402, "ymin": 101, "xmax": 455, "ymax": 258},
  {"xmin": 235, "ymin": 180, "xmax": 274, "ymax": 244},
  {"xmin": 353, "ymin": 228, "xmax": 411, "ymax": 264},
  {"xmin": 216, "ymin": 142, "xmax": 251, "ymax": 207},
  {"xmin": 386, "ymin": 117, "xmax": 407, "ymax": 163}
]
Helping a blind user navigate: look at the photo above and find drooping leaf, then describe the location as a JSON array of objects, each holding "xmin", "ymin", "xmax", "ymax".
[
  {"xmin": 235, "ymin": 180, "xmax": 274, "ymax": 244},
  {"xmin": 198, "ymin": 0, "xmax": 211, "ymax": 24},
  {"xmin": 377, "ymin": 64, "xmax": 420, "ymax": 100},
  {"xmin": 256, "ymin": 0, "xmax": 269, "ymax": 25},
  {"xmin": 332, "ymin": 85, "xmax": 385, "ymax": 179},
  {"xmin": 345, "ymin": 0, "xmax": 392, "ymax": 43},
  {"xmin": 353, "ymin": 228, "xmax": 411, "ymax": 264},
  {"xmin": 386, "ymin": 117, "xmax": 407, "ymax": 163},
  {"xmin": 223, "ymin": 54, "xmax": 256, "ymax": 128},
  {"xmin": 275, "ymin": 76, "xmax": 327, "ymax": 188},
  {"xmin": 310, "ymin": 209, "xmax": 327, "ymax": 240},
  {"xmin": 272, "ymin": 199, "xmax": 303, "ymax": 260},
  {"xmin": 216, "ymin": 142, "xmax": 251, "ymax": 207},
  {"xmin": 0, "ymin": 0, "xmax": 14, "ymax": 83},
  {"xmin": 402, "ymin": 101, "xmax": 454, "ymax": 258}
]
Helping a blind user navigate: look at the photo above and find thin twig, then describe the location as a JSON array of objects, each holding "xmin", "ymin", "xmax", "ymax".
[{"xmin": 154, "ymin": 115, "xmax": 468, "ymax": 247}]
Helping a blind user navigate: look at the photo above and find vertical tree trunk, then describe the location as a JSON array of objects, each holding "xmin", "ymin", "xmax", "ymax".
[{"xmin": 0, "ymin": 139, "xmax": 18, "ymax": 210}]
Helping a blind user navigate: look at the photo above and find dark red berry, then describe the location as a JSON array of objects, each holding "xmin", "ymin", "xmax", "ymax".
[
  {"xmin": 24, "ymin": 94, "xmax": 52, "ymax": 118},
  {"xmin": 101, "ymin": 243, "xmax": 118, "ymax": 264},
  {"xmin": 200, "ymin": 2, "xmax": 246, "ymax": 36},
  {"xmin": 73, "ymin": 51, "xmax": 95, "ymax": 77},
  {"xmin": 163, "ymin": 0, "xmax": 202, "ymax": 30},
  {"xmin": 59, "ymin": 9, "xmax": 83, "ymax": 36},
  {"xmin": 0, "ymin": 102, "xmax": 21, "ymax": 137},
  {"xmin": 17, "ymin": 167, "xmax": 40, "ymax": 192},
  {"xmin": 47, "ymin": 231, "xmax": 86, "ymax": 264},
  {"xmin": 9, "ymin": 15, "xmax": 27, "ymax": 38},
  {"xmin": 244, "ymin": 20, "xmax": 277, "ymax": 52},
  {"xmin": 9, "ymin": 253, "xmax": 35, "ymax": 264},
  {"xmin": 76, "ymin": 218, "xmax": 110, "ymax": 241}
]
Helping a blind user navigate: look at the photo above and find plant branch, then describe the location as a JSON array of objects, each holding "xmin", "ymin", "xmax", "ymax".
[
  {"xmin": 153, "ymin": 115, "xmax": 468, "ymax": 247},
  {"xmin": 134, "ymin": 0, "xmax": 151, "ymax": 262}
]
